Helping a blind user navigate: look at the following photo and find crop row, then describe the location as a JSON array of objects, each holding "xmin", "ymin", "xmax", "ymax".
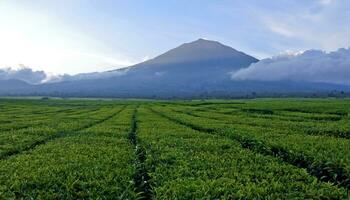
[
  {"xmin": 190, "ymin": 99, "xmax": 350, "ymax": 115},
  {"xmin": 127, "ymin": 106, "xmax": 153, "ymax": 199},
  {"xmin": 151, "ymin": 105, "xmax": 350, "ymax": 190},
  {"xmin": 0, "ymin": 106, "xmax": 126, "ymax": 160},
  {"xmin": 0, "ymin": 107, "xmax": 100, "ymax": 132},
  {"xmin": 169, "ymin": 103, "xmax": 350, "ymax": 139},
  {"xmin": 0, "ymin": 106, "xmax": 138, "ymax": 199},
  {"xmin": 157, "ymin": 101, "xmax": 350, "ymax": 141},
  {"xmin": 136, "ymin": 106, "xmax": 347, "ymax": 199}
]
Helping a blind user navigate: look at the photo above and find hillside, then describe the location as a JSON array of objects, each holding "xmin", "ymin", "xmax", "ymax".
[{"xmin": 1, "ymin": 39, "xmax": 350, "ymax": 98}]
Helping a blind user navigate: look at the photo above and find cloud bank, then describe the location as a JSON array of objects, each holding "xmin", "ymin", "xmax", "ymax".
[
  {"xmin": 231, "ymin": 48, "xmax": 350, "ymax": 85},
  {"xmin": 0, "ymin": 67, "xmax": 47, "ymax": 84},
  {"xmin": 0, "ymin": 66, "xmax": 129, "ymax": 84}
]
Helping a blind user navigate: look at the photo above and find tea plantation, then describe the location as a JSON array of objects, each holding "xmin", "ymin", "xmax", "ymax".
[{"xmin": 0, "ymin": 98, "xmax": 350, "ymax": 199}]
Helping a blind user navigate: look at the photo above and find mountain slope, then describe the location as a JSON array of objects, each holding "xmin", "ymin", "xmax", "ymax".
[
  {"xmin": 55, "ymin": 38, "xmax": 258, "ymax": 83},
  {"xmin": 0, "ymin": 79, "xmax": 33, "ymax": 95},
  {"xmin": 1, "ymin": 39, "xmax": 350, "ymax": 98},
  {"xmin": 128, "ymin": 38, "xmax": 258, "ymax": 79},
  {"xmin": 140, "ymin": 38, "xmax": 258, "ymax": 66},
  {"xmin": 34, "ymin": 39, "xmax": 260, "ymax": 97}
]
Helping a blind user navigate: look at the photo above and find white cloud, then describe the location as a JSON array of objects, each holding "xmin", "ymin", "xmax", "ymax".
[
  {"xmin": 265, "ymin": 20, "xmax": 296, "ymax": 38},
  {"xmin": 231, "ymin": 48, "xmax": 350, "ymax": 85},
  {"xmin": 0, "ymin": 65, "xmax": 131, "ymax": 84},
  {"xmin": 319, "ymin": 0, "xmax": 334, "ymax": 5},
  {"xmin": 259, "ymin": 1, "xmax": 350, "ymax": 52},
  {"xmin": 0, "ymin": 66, "xmax": 47, "ymax": 84}
]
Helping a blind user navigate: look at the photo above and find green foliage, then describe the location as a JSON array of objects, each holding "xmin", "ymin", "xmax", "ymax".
[
  {"xmin": 152, "ymin": 99, "xmax": 350, "ymax": 192},
  {"xmin": 0, "ymin": 98, "xmax": 350, "ymax": 199},
  {"xmin": 0, "ymin": 101, "xmax": 138, "ymax": 198},
  {"xmin": 137, "ymin": 107, "xmax": 347, "ymax": 199}
]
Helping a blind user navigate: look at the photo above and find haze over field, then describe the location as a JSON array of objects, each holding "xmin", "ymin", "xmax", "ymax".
[{"xmin": 0, "ymin": 1, "xmax": 349, "ymax": 98}]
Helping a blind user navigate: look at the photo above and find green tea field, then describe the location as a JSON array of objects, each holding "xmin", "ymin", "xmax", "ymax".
[{"xmin": 0, "ymin": 98, "xmax": 350, "ymax": 199}]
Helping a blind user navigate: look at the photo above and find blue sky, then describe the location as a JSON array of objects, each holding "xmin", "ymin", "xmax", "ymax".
[{"xmin": 0, "ymin": 0, "xmax": 349, "ymax": 74}]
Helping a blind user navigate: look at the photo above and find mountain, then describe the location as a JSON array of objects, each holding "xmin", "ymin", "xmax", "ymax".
[
  {"xmin": 56, "ymin": 68, "xmax": 129, "ymax": 82},
  {"xmin": 33, "ymin": 39, "xmax": 260, "ymax": 97},
  {"xmin": 1, "ymin": 39, "xmax": 350, "ymax": 98},
  {"xmin": 138, "ymin": 38, "xmax": 258, "ymax": 67},
  {"xmin": 0, "ymin": 79, "xmax": 33, "ymax": 95},
  {"xmin": 54, "ymin": 38, "xmax": 258, "ymax": 83},
  {"xmin": 126, "ymin": 38, "xmax": 258, "ymax": 83}
]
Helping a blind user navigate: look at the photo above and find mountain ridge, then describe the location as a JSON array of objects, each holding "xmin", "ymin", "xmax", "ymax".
[
  {"xmin": 133, "ymin": 38, "xmax": 258, "ymax": 68},
  {"xmin": 1, "ymin": 38, "xmax": 349, "ymax": 98}
]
